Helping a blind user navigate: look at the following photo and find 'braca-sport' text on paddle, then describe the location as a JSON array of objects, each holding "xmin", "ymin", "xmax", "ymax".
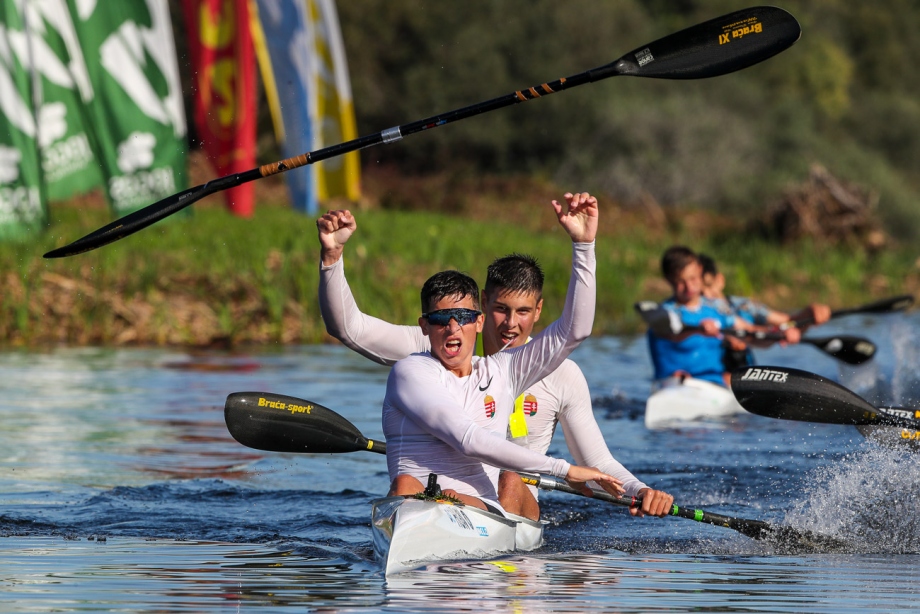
[
  {"xmin": 224, "ymin": 390, "xmax": 849, "ymax": 552},
  {"xmin": 633, "ymin": 301, "xmax": 877, "ymax": 365},
  {"xmin": 44, "ymin": 6, "xmax": 801, "ymax": 259},
  {"xmin": 224, "ymin": 392, "xmax": 386, "ymax": 455},
  {"xmin": 730, "ymin": 365, "xmax": 920, "ymax": 449}
]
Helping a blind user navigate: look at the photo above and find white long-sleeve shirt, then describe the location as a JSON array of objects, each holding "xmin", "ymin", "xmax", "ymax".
[
  {"xmin": 319, "ymin": 241, "xmax": 647, "ymax": 498},
  {"xmin": 383, "ymin": 352, "xmax": 572, "ymax": 500}
]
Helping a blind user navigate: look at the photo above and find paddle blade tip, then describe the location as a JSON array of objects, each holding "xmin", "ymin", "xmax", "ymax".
[
  {"xmin": 43, "ymin": 225, "xmax": 128, "ymax": 258},
  {"xmin": 43, "ymin": 242, "xmax": 108, "ymax": 259},
  {"xmin": 763, "ymin": 525, "xmax": 853, "ymax": 554},
  {"xmin": 43, "ymin": 245, "xmax": 77, "ymax": 259}
]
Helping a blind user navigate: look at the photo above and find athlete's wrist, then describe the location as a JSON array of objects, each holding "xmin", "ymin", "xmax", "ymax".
[{"xmin": 320, "ymin": 248, "xmax": 344, "ymax": 268}]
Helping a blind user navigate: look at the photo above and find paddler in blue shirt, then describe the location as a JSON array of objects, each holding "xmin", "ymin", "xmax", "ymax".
[{"xmin": 647, "ymin": 246, "xmax": 793, "ymax": 388}]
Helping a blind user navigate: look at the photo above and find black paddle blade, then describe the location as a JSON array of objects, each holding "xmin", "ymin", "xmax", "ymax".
[
  {"xmin": 732, "ymin": 365, "xmax": 920, "ymax": 430},
  {"xmin": 730, "ymin": 365, "xmax": 878, "ymax": 425},
  {"xmin": 720, "ymin": 515, "xmax": 849, "ymax": 553},
  {"xmin": 673, "ymin": 498, "xmax": 851, "ymax": 552},
  {"xmin": 804, "ymin": 335, "xmax": 876, "ymax": 365},
  {"xmin": 224, "ymin": 391, "xmax": 386, "ymax": 455},
  {"xmin": 673, "ymin": 502, "xmax": 849, "ymax": 552},
  {"xmin": 43, "ymin": 170, "xmax": 260, "ymax": 258},
  {"xmin": 597, "ymin": 6, "xmax": 801, "ymax": 81},
  {"xmin": 832, "ymin": 294, "xmax": 914, "ymax": 318},
  {"xmin": 759, "ymin": 524, "xmax": 852, "ymax": 554},
  {"xmin": 43, "ymin": 189, "xmax": 197, "ymax": 259}
]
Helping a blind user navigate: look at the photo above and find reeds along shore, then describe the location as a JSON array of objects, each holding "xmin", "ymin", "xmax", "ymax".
[{"xmin": 9, "ymin": 196, "xmax": 917, "ymax": 348}]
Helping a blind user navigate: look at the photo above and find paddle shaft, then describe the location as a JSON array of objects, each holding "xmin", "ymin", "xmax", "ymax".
[
  {"xmin": 679, "ymin": 326, "xmax": 876, "ymax": 366},
  {"xmin": 728, "ymin": 330, "xmax": 874, "ymax": 361},
  {"xmin": 519, "ymin": 473, "xmax": 776, "ymax": 539},
  {"xmin": 695, "ymin": 326, "xmax": 800, "ymax": 343},
  {"xmin": 45, "ymin": 6, "xmax": 801, "ymax": 259},
  {"xmin": 788, "ymin": 294, "xmax": 914, "ymax": 327}
]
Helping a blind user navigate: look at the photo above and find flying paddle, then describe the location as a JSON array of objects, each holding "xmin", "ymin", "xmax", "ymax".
[
  {"xmin": 634, "ymin": 301, "xmax": 877, "ymax": 365},
  {"xmin": 44, "ymin": 6, "xmax": 801, "ymax": 259},
  {"xmin": 223, "ymin": 390, "xmax": 848, "ymax": 552},
  {"xmin": 730, "ymin": 365, "xmax": 920, "ymax": 449}
]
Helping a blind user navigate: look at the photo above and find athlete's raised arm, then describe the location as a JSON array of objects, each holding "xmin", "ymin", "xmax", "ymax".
[
  {"xmin": 506, "ymin": 193, "xmax": 597, "ymax": 395},
  {"xmin": 317, "ymin": 209, "xmax": 429, "ymax": 365}
]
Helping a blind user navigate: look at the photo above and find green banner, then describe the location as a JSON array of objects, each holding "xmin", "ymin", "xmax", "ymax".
[
  {"xmin": 68, "ymin": 0, "xmax": 187, "ymax": 215},
  {"xmin": 28, "ymin": 0, "xmax": 104, "ymax": 201},
  {"xmin": 0, "ymin": 3, "xmax": 47, "ymax": 239},
  {"xmin": 0, "ymin": 0, "xmax": 187, "ymax": 239}
]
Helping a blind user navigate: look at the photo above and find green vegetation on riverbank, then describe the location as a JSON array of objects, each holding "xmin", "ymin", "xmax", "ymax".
[
  {"xmin": 5, "ymin": 199, "xmax": 916, "ymax": 347},
  {"xmin": 330, "ymin": 0, "xmax": 920, "ymax": 239}
]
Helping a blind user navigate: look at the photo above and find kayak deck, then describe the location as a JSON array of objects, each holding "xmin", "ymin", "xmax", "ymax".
[{"xmin": 371, "ymin": 496, "xmax": 544, "ymax": 575}]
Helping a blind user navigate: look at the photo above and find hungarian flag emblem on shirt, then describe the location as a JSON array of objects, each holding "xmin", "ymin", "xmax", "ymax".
[
  {"xmin": 483, "ymin": 395, "xmax": 496, "ymax": 418},
  {"xmin": 523, "ymin": 394, "xmax": 538, "ymax": 416}
]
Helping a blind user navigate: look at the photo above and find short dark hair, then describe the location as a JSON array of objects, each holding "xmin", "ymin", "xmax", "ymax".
[
  {"xmin": 661, "ymin": 245, "xmax": 699, "ymax": 281},
  {"xmin": 420, "ymin": 270, "xmax": 480, "ymax": 313},
  {"xmin": 484, "ymin": 253, "xmax": 544, "ymax": 298},
  {"xmin": 697, "ymin": 253, "xmax": 718, "ymax": 277}
]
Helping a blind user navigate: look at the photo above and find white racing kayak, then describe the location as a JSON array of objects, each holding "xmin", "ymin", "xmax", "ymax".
[
  {"xmin": 371, "ymin": 496, "xmax": 545, "ymax": 575},
  {"xmin": 645, "ymin": 375, "xmax": 746, "ymax": 429}
]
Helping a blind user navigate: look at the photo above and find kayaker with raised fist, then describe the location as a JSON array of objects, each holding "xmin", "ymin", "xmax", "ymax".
[{"xmin": 317, "ymin": 193, "xmax": 672, "ymax": 519}]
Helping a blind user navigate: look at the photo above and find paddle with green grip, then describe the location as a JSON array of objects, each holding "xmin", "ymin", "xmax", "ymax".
[
  {"xmin": 517, "ymin": 473, "xmax": 844, "ymax": 551},
  {"xmin": 224, "ymin": 390, "xmax": 850, "ymax": 552}
]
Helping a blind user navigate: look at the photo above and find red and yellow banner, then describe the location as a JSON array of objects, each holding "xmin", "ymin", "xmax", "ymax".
[{"xmin": 182, "ymin": 0, "xmax": 256, "ymax": 216}]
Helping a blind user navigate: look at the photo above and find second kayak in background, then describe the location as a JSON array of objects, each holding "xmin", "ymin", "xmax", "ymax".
[{"xmin": 645, "ymin": 376, "xmax": 745, "ymax": 429}]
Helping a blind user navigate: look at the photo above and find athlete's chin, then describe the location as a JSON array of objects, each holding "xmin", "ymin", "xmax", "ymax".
[{"xmin": 432, "ymin": 349, "xmax": 471, "ymax": 371}]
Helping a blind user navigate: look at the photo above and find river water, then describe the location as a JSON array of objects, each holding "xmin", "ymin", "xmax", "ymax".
[{"xmin": 1, "ymin": 313, "xmax": 919, "ymax": 612}]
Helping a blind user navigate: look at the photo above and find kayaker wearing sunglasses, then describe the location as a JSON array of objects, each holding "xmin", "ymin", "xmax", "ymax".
[
  {"xmin": 317, "ymin": 218, "xmax": 673, "ymax": 521},
  {"xmin": 317, "ymin": 193, "xmax": 672, "ymax": 519}
]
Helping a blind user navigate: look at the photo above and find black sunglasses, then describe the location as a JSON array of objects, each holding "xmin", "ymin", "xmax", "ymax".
[{"xmin": 422, "ymin": 308, "xmax": 482, "ymax": 327}]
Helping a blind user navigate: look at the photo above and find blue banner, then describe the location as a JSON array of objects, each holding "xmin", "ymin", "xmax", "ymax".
[{"xmin": 254, "ymin": 0, "xmax": 317, "ymax": 214}]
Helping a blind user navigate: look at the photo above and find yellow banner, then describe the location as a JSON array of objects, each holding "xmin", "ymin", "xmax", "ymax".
[{"xmin": 308, "ymin": 0, "xmax": 360, "ymax": 202}]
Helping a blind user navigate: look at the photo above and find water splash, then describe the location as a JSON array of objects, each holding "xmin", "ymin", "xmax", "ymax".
[
  {"xmin": 798, "ymin": 316, "xmax": 920, "ymax": 552},
  {"xmin": 890, "ymin": 317, "xmax": 920, "ymax": 406},
  {"xmin": 783, "ymin": 445, "xmax": 920, "ymax": 554}
]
